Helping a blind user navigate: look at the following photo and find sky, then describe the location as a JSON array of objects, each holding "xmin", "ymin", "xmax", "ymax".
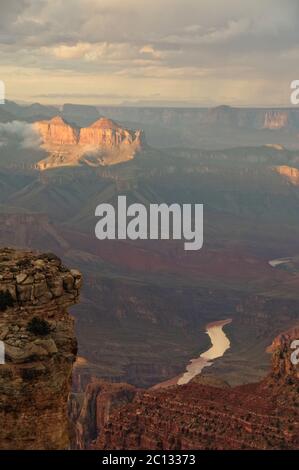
[{"xmin": 0, "ymin": 0, "xmax": 299, "ymax": 106}]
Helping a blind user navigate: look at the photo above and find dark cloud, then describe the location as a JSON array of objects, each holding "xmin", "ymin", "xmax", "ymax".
[{"xmin": 0, "ymin": 0, "xmax": 29, "ymax": 25}]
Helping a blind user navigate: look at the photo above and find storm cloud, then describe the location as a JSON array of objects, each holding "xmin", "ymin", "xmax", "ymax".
[{"xmin": 0, "ymin": 0, "xmax": 299, "ymax": 105}]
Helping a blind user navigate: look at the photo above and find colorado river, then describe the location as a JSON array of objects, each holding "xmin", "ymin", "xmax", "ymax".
[
  {"xmin": 269, "ymin": 257, "xmax": 292, "ymax": 267},
  {"xmin": 178, "ymin": 318, "xmax": 232, "ymax": 385}
]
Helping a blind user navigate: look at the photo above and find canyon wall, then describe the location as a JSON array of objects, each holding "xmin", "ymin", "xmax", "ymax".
[
  {"xmin": 34, "ymin": 116, "xmax": 144, "ymax": 169},
  {"xmin": 0, "ymin": 248, "xmax": 82, "ymax": 450},
  {"xmin": 275, "ymin": 165, "xmax": 299, "ymax": 185},
  {"xmin": 263, "ymin": 111, "xmax": 289, "ymax": 129},
  {"xmin": 95, "ymin": 105, "xmax": 299, "ymax": 131},
  {"xmin": 79, "ymin": 118, "xmax": 143, "ymax": 148},
  {"xmin": 71, "ymin": 326, "xmax": 299, "ymax": 450},
  {"xmin": 269, "ymin": 326, "xmax": 299, "ymax": 382},
  {"xmin": 69, "ymin": 380, "xmax": 137, "ymax": 450},
  {"xmin": 35, "ymin": 116, "xmax": 143, "ymax": 149},
  {"xmin": 35, "ymin": 116, "xmax": 79, "ymax": 146},
  {"xmin": 3, "ymin": 100, "xmax": 299, "ymax": 133}
]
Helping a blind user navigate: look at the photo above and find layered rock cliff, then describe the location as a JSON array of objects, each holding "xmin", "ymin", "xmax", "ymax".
[
  {"xmin": 69, "ymin": 380, "xmax": 137, "ymax": 450},
  {"xmin": 263, "ymin": 111, "xmax": 289, "ymax": 129},
  {"xmin": 35, "ymin": 116, "xmax": 79, "ymax": 145},
  {"xmin": 71, "ymin": 327, "xmax": 299, "ymax": 450},
  {"xmin": 268, "ymin": 326, "xmax": 299, "ymax": 382},
  {"xmin": 0, "ymin": 248, "xmax": 82, "ymax": 449},
  {"xmin": 275, "ymin": 165, "xmax": 299, "ymax": 185},
  {"xmin": 79, "ymin": 118, "xmax": 143, "ymax": 148},
  {"xmin": 34, "ymin": 116, "xmax": 144, "ymax": 169}
]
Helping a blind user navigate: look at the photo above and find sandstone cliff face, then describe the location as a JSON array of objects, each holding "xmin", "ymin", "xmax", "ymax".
[
  {"xmin": 275, "ymin": 165, "xmax": 299, "ymax": 185},
  {"xmin": 263, "ymin": 111, "xmax": 289, "ymax": 129},
  {"xmin": 0, "ymin": 248, "xmax": 82, "ymax": 450},
  {"xmin": 79, "ymin": 118, "xmax": 142, "ymax": 148},
  {"xmin": 34, "ymin": 116, "xmax": 79, "ymax": 146},
  {"xmin": 34, "ymin": 116, "xmax": 144, "ymax": 170}
]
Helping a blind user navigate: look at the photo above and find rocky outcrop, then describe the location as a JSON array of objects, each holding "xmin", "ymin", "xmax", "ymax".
[
  {"xmin": 0, "ymin": 248, "xmax": 82, "ymax": 449},
  {"xmin": 79, "ymin": 118, "xmax": 143, "ymax": 148},
  {"xmin": 263, "ymin": 111, "xmax": 289, "ymax": 129},
  {"xmin": 268, "ymin": 326, "xmax": 299, "ymax": 382},
  {"xmin": 34, "ymin": 116, "xmax": 79, "ymax": 146},
  {"xmin": 34, "ymin": 116, "xmax": 144, "ymax": 170},
  {"xmin": 275, "ymin": 165, "xmax": 299, "ymax": 185}
]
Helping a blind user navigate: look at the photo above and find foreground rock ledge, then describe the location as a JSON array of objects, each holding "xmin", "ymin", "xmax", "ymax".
[{"xmin": 0, "ymin": 248, "xmax": 82, "ymax": 450}]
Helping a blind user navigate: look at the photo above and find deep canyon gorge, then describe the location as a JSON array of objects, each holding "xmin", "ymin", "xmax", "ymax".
[{"xmin": 0, "ymin": 101, "xmax": 299, "ymax": 450}]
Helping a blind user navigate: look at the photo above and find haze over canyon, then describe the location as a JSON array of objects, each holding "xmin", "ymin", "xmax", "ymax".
[{"xmin": 0, "ymin": 98, "xmax": 298, "ymax": 450}]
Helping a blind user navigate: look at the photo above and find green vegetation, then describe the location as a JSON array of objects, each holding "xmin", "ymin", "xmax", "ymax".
[
  {"xmin": 0, "ymin": 290, "xmax": 14, "ymax": 311},
  {"xmin": 27, "ymin": 317, "xmax": 51, "ymax": 336}
]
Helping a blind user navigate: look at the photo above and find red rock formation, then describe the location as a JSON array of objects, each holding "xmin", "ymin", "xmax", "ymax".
[
  {"xmin": 70, "ymin": 380, "xmax": 137, "ymax": 449},
  {"xmin": 34, "ymin": 116, "xmax": 79, "ymax": 145},
  {"xmin": 275, "ymin": 165, "xmax": 299, "ymax": 185},
  {"xmin": 263, "ymin": 111, "xmax": 289, "ymax": 129},
  {"xmin": 0, "ymin": 248, "xmax": 82, "ymax": 449},
  {"xmin": 79, "ymin": 118, "xmax": 142, "ymax": 148},
  {"xmin": 72, "ymin": 327, "xmax": 299, "ymax": 450},
  {"xmin": 34, "ymin": 116, "xmax": 144, "ymax": 169},
  {"xmin": 268, "ymin": 326, "xmax": 299, "ymax": 382}
]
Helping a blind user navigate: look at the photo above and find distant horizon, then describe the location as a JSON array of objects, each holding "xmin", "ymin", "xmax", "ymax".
[{"xmin": 6, "ymin": 98, "xmax": 299, "ymax": 110}]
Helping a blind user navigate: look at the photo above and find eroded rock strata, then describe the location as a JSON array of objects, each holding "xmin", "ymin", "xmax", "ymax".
[
  {"xmin": 69, "ymin": 380, "xmax": 137, "ymax": 450},
  {"xmin": 0, "ymin": 248, "xmax": 82, "ymax": 450},
  {"xmin": 34, "ymin": 116, "xmax": 144, "ymax": 169},
  {"xmin": 71, "ymin": 327, "xmax": 299, "ymax": 450}
]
